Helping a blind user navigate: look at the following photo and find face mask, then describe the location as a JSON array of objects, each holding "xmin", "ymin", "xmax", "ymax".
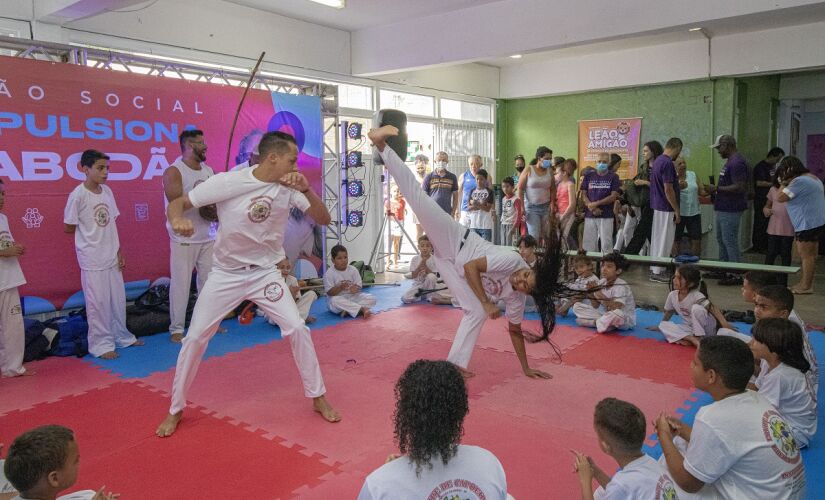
[
  {"xmin": 596, "ymin": 162, "xmax": 608, "ymax": 173},
  {"xmin": 541, "ymin": 159, "xmax": 552, "ymax": 168},
  {"xmin": 435, "ymin": 161, "xmax": 446, "ymax": 170}
]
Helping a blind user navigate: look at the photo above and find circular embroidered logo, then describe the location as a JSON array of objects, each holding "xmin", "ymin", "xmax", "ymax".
[
  {"xmin": 93, "ymin": 204, "xmax": 110, "ymax": 227},
  {"xmin": 655, "ymin": 475, "xmax": 679, "ymax": 500},
  {"xmin": 762, "ymin": 409, "xmax": 799, "ymax": 463},
  {"xmin": 481, "ymin": 275, "xmax": 502, "ymax": 297},
  {"xmin": 0, "ymin": 232, "xmax": 13, "ymax": 250},
  {"xmin": 247, "ymin": 197, "xmax": 272, "ymax": 223},
  {"xmin": 264, "ymin": 282, "xmax": 284, "ymax": 302}
]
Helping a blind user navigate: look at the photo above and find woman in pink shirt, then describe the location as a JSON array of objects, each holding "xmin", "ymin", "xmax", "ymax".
[
  {"xmin": 764, "ymin": 166, "xmax": 795, "ymax": 283},
  {"xmin": 556, "ymin": 159, "xmax": 578, "ymax": 248}
]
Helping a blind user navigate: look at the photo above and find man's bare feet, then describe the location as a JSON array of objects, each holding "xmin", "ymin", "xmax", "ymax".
[
  {"xmin": 99, "ymin": 351, "xmax": 118, "ymax": 360},
  {"xmin": 156, "ymin": 411, "xmax": 183, "ymax": 437},
  {"xmin": 130, "ymin": 339, "xmax": 145, "ymax": 347},
  {"xmin": 170, "ymin": 333, "xmax": 184, "ymax": 343},
  {"xmin": 305, "ymin": 315, "xmax": 317, "ymax": 324},
  {"xmin": 361, "ymin": 308, "xmax": 372, "ymax": 319},
  {"xmin": 313, "ymin": 396, "xmax": 341, "ymax": 423}
]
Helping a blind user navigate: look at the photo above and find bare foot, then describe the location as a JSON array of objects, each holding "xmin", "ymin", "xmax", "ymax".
[
  {"xmin": 99, "ymin": 351, "xmax": 119, "ymax": 360},
  {"xmin": 340, "ymin": 311, "xmax": 347, "ymax": 318},
  {"xmin": 456, "ymin": 366, "xmax": 475, "ymax": 379},
  {"xmin": 156, "ymin": 411, "xmax": 183, "ymax": 437},
  {"xmin": 313, "ymin": 396, "xmax": 341, "ymax": 423},
  {"xmin": 675, "ymin": 339, "xmax": 692, "ymax": 346},
  {"xmin": 361, "ymin": 308, "xmax": 372, "ymax": 319},
  {"xmin": 170, "ymin": 333, "xmax": 184, "ymax": 343},
  {"xmin": 22, "ymin": 369, "xmax": 36, "ymax": 376},
  {"xmin": 130, "ymin": 339, "xmax": 145, "ymax": 347},
  {"xmin": 305, "ymin": 315, "xmax": 317, "ymax": 324}
]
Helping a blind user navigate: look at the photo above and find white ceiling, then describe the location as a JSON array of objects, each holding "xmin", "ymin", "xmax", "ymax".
[{"xmin": 224, "ymin": 0, "xmax": 502, "ymax": 31}]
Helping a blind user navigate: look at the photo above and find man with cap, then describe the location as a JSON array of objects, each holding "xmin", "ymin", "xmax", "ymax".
[{"xmin": 707, "ymin": 134, "xmax": 749, "ymax": 285}]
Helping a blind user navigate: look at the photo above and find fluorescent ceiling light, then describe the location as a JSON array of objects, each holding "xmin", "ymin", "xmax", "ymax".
[
  {"xmin": 509, "ymin": 54, "xmax": 523, "ymax": 59},
  {"xmin": 689, "ymin": 27, "xmax": 703, "ymax": 32},
  {"xmin": 308, "ymin": 0, "xmax": 345, "ymax": 8}
]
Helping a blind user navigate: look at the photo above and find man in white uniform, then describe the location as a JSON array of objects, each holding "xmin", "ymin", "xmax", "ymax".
[
  {"xmin": 370, "ymin": 125, "xmax": 550, "ymax": 379},
  {"xmin": 163, "ymin": 130, "xmax": 216, "ymax": 343},
  {"xmin": 156, "ymin": 132, "xmax": 339, "ymax": 438},
  {"xmin": 64, "ymin": 150, "xmax": 142, "ymax": 359}
]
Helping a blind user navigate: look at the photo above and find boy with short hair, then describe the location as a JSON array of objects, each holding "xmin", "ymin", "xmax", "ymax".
[
  {"xmin": 401, "ymin": 235, "xmax": 451, "ymax": 305},
  {"xmin": 2, "ymin": 425, "xmax": 117, "ymax": 500},
  {"xmin": 655, "ymin": 336, "xmax": 806, "ymax": 499},
  {"xmin": 572, "ymin": 253, "xmax": 636, "ymax": 333},
  {"xmin": 64, "ymin": 150, "xmax": 142, "ymax": 359},
  {"xmin": 324, "ymin": 244, "xmax": 377, "ymax": 318},
  {"xmin": 556, "ymin": 254, "xmax": 599, "ymax": 316},
  {"xmin": 0, "ymin": 180, "xmax": 29, "ymax": 377},
  {"xmin": 573, "ymin": 398, "xmax": 678, "ymax": 500},
  {"xmin": 499, "ymin": 176, "xmax": 523, "ymax": 247},
  {"xmin": 277, "ymin": 259, "xmax": 317, "ymax": 324},
  {"xmin": 468, "ymin": 169, "xmax": 494, "ymax": 242}
]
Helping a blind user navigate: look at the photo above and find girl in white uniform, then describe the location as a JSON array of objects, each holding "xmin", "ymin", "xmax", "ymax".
[
  {"xmin": 572, "ymin": 253, "xmax": 636, "ymax": 333},
  {"xmin": 324, "ymin": 245, "xmax": 377, "ymax": 318},
  {"xmin": 0, "ymin": 180, "xmax": 28, "ymax": 377},
  {"xmin": 650, "ymin": 265, "xmax": 715, "ymax": 346},
  {"xmin": 370, "ymin": 125, "xmax": 558, "ymax": 379},
  {"xmin": 156, "ymin": 132, "xmax": 339, "ymax": 438},
  {"xmin": 63, "ymin": 150, "xmax": 142, "ymax": 359},
  {"xmin": 163, "ymin": 130, "xmax": 216, "ymax": 343},
  {"xmin": 751, "ymin": 318, "xmax": 817, "ymax": 448}
]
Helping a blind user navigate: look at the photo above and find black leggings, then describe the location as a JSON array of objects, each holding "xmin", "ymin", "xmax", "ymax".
[
  {"xmin": 624, "ymin": 205, "xmax": 654, "ymax": 254},
  {"xmin": 765, "ymin": 234, "xmax": 793, "ymax": 285}
]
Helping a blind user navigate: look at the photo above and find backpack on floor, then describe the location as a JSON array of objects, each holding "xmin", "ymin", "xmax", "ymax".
[
  {"xmin": 350, "ymin": 260, "xmax": 375, "ymax": 285},
  {"xmin": 24, "ymin": 318, "xmax": 53, "ymax": 362},
  {"xmin": 47, "ymin": 310, "xmax": 89, "ymax": 358}
]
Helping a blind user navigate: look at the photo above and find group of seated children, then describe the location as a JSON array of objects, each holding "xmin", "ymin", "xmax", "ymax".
[{"xmin": 567, "ymin": 253, "xmax": 637, "ymax": 333}]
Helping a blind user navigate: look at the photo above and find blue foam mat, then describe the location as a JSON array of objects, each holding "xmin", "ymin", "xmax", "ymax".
[{"xmin": 84, "ymin": 281, "xmax": 413, "ymax": 378}]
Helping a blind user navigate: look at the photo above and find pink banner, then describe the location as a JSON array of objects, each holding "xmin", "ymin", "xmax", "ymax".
[{"xmin": 0, "ymin": 56, "xmax": 322, "ymax": 311}]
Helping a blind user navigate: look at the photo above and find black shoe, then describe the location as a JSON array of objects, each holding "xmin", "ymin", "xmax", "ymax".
[
  {"xmin": 742, "ymin": 310, "xmax": 756, "ymax": 325},
  {"xmin": 719, "ymin": 275, "xmax": 744, "ymax": 286},
  {"xmin": 704, "ymin": 271, "xmax": 727, "ymax": 280}
]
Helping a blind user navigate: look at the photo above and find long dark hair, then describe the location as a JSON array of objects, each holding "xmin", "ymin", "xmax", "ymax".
[
  {"xmin": 676, "ymin": 264, "xmax": 709, "ymax": 300},
  {"xmin": 752, "ymin": 318, "xmax": 811, "ymax": 373},
  {"xmin": 778, "ymin": 156, "xmax": 809, "ymax": 182}
]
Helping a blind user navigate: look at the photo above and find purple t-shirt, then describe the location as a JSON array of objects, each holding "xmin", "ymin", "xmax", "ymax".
[
  {"xmin": 581, "ymin": 171, "xmax": 620, "ymax": 218},
  {"xmin": 714, "ymin": 152, "xmax": 749, "ymax": 212},
  {"xmin": 649, "ymin": 155, "xmax": 679, "ymax": 212}
]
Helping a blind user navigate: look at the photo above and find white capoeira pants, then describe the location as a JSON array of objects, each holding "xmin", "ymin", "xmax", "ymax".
[
  {"xmin": 572, "ymin": 303, "xmax": 633, "ymax": 333},
  {"xmin": 614, "ymin": 206, "xmax": 640, "ymax": 251},
  {"xmin": 266, "ymin": 291, "xmax": 317, "ymax": 323},
  {"xmin": 583, "ymin": 217, "xmax": 614, "ymax": 253},
  {"xmin": 328, "ymin": 292, "xmax": 377, "ymax": 317},
  {"xmin": 82, "ymin": 265, "xmax": 137, "ymax": 358},
  {"xmin": 650, "ymin": 210, "xmax": 676, "ymax": 275},
  {"xmin": 659, "ymin": 305, "xmax": 716, "ymax": 343},
  {"xmin": 169, "ymin": 265, "xmax": 325, "ymax": 414},
  {"xmin": 0, "ymin": 287, "xmax": 25, "ymax": 377},
  {"xmin": 402, "ymin": 273, "xmax": 437, "ymax": 303},
  {"xmin": 169, "ymin": 240, "xmax": 214, "ymax": 336},
  {"xmin": 380, "ymin": 147, "xmax": 498, "ymax": 369}
]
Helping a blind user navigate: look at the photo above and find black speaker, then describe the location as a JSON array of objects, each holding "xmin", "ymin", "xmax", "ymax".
[{"xmin": 373, "ymin": 109, "xmax": 407, "ymax": 165}]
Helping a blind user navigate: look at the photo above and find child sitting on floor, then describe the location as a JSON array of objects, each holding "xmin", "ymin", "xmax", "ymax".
[
  {"xmin": 572, "ymin": 252, "xmax": 636, "ymax": 333},
  {"xmin": 324, "ymin": 244, "xmax": 376, "ymax": 319},
  {"xmin": 401, "ymin": 235, "xmax": 452, "ymax": 305},
  {"xmin": 556, "ymin": 253, "xmax": 599, "ymax": 316},
  {"xmin": 1, "ymin": 425, "xmax": 118, "ymax": 500},
  {"xmin": 648, "ymin": 265, "xmax": 715, "ymax": 347},
  {"xmin": 278, "ymin": 259, "xmax": 317, "ymax": 324},
  {"xmin": 749, "ymin": 317, "xmax": 817, "ymax": 448},
  {"xmin": 573, "ymin": 398, "xmax": 678, "ymax": 499}
]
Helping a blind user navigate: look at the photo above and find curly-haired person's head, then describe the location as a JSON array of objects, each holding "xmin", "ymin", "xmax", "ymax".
[{"xmin": 393, "ymin": 360, "xmax": 469, "ymax": 476}]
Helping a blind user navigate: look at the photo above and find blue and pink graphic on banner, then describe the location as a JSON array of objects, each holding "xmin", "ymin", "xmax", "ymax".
[{"xmin": 0, "ymin": 56, "xmax": 323, "ymax": 311}]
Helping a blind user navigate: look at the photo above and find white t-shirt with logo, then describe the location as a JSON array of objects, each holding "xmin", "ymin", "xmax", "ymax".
[
  {"xmin": 164, "ymin": 160, "xmax": 216, "ymax": 244},
  {"xmin": 684, "ymin": 390, "xmax": 806, "ymax": 500},
  {"xmin": 408, "ymin": 255, "xmax": 437, "ymax": 285},
  {"xmin": 64, "ymin": 184, "xmax": 121, "ymax": 271},
  {"xmin": 358, "ymin": 444, "xmax": 507, "ymax": 500},
  {"xmin": 596, "ymin": 277, "xmax": 636, "ymax": 326},
  {"xmin": 468, "ymin": 188, "xmax": 494, "ymax": 230},
  {"xmin": 0, "ymin": 214, "xmax": 26, "ymax": 292},
  {"xmin": 457, "ymin": 239, "xmax": 527, "ymax": 325},
  {"xmin": 754, "ymin": 360, "xmax": 818, "ymax": 448},
  {"xmin": 664, "ymin": 289, "xmax": 709, "ymax": 322},
  {"xmin": 500, "ymin": 194, "xmax": 519, "ymax": 225},
  {"xmin": 594, "ymin": 454, "xmax": 679, "ymax": 500},
  {"xmin": 187, "ymin": 167, "xmax": 310, "ymax": 271},
  {"xmin": 323, "ymin": 265, "xmax": 362, "ymax": 294},
  {"xmin": 788, "ymin": 310, "xmax": 818, "ymax": 395}
]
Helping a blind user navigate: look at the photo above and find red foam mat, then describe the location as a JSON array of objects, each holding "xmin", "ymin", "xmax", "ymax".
[
  {"xmin": 0, "ymin": 381, "xmax": 337, "ymax": 499},
  {"xmin": 560, "ymin": 333, "xmax": 698, "ymax": 388}
]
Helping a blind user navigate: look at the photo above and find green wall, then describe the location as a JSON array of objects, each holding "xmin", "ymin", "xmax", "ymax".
[
  {"xmin": 496, "ymin": 79, "xmax": 742, "ymax": 182},
  {"xmin": 735, "ymin": 75, "xmax": 781, "ymax": 166}
]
